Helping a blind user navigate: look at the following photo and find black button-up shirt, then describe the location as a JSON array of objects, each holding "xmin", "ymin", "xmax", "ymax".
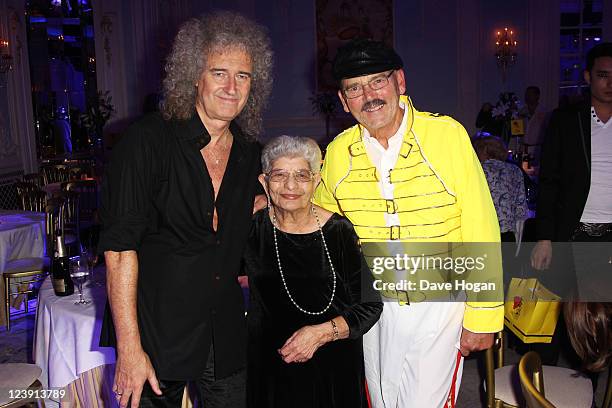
[{"xmin": 98, "ymin": 112, "xmax": 261, "ymax": 380}]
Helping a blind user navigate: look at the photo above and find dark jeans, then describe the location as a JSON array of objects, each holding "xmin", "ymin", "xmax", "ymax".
[{"xmin": 137, "ymin": 346, "xmax": 246, "ymax": 408}]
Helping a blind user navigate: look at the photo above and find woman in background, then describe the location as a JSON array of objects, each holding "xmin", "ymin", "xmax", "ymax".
[
  {"xmin": 473, "ymin": 135, "xmax": 528, "ymax": 242},
  {"xmin": 564, "ymin": 302, "xmax": 611, "ymax": 372}
]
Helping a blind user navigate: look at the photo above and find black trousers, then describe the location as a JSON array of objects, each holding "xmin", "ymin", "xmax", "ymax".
[{"xmin": 136, "ymin": 346, "xmax": 246, "ymax": 408}]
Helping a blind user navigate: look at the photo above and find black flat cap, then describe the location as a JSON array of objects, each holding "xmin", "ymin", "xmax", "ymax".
[{"xmin": 332, "ymin": 38, "xmax": 403, "ymax": 81}]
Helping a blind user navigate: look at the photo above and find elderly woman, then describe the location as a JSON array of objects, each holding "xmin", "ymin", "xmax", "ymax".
[
  {"xmin": 244, "ymin": 135, "xmax": 382, "ymax": 407},
  {"xmin": 473, "ymin": 135, "xmax": 528, "ymax": 242}
]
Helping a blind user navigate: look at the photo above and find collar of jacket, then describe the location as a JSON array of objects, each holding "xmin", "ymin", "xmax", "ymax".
[{"xmin": 578, "ymin": 101, "xmax": 592, "ymax": 168}]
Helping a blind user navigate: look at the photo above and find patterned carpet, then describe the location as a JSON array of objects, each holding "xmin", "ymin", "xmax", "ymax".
[{"xmin": 0, "ymin": 301, "xmax": 35, "ymax": 364}]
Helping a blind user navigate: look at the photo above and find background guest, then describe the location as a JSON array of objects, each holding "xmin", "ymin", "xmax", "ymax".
[
  {"xmin": 564, "ymin": 302, "xmax": 612, "ymax": 373},
  {"xmin": 473, "ymin": 135, "xmax": 528, "ymax": 242}
]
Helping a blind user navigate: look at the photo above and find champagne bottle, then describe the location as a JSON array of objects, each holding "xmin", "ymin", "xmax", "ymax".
[{"xmin": 51, "ymin": 234, "xmax": 74, "ymax": 296}]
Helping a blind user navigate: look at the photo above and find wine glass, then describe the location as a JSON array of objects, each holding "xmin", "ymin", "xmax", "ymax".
[
  {"xmin": 70, "ymin": 256, "xmax": 90, "ymax": 305},
  {"xmin": 82, "ymin": 246, "xmax": 100, "ymax": 287}
]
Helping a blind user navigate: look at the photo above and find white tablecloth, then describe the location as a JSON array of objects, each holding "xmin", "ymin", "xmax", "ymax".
[
  {"xmin": 34, "ymin": 274, "xmax": 194, "ymax": 407},
  {"xmin": 0, "ymin": 210, "xmax": 46, "ymax": 326},
  {"xmin": 34, "ymin": 275, "xmax": 115, "ymax": 399}
]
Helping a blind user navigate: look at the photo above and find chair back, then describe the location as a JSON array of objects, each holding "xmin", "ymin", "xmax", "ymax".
[
  {"xmin": 45, "ymin": 197, "xmax": 64, "ymax": 255},
  {"xmin": 484, "ymin": 331, "xmax": 505, "ymax": 407},
  {"xmin": 604, "ymin": 364, "xmax": 612, "ymax": 408},
  {"xmin": 519, "ymin": 352, "xmax": 556, "ymax": 408},
  {"xmin": 57, "ymin": 190, "xmax": 80, "ymax": 230},
  {"xmin": 62, "ymin": 179, "xmax": 98, "ymax": 222},
  {"xmin": 15, "ymin": 182, "xmax": 38, "ymax": 210},
  {"xmin": 19, "ymin": 189, "xmax": 47, "ymax": 212},
  {"xmin": 68, "ymin": 166, "xmax": 86, "ymax": 180},
  {"xmin": 15, "ymin": 181, "xmax": 38, "ymax": 196},
  {"xmin": 41, "ymin": 164, "xmax": 70, "ymax": 185},
  {"xmin": 22, "ymin": 173, "xmax": 42, "ymax": 188}
]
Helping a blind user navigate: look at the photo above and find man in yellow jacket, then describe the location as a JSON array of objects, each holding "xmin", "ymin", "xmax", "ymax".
[{"xmin": 313, "ymin": 39, "xmax": 503, "ymax": 407}]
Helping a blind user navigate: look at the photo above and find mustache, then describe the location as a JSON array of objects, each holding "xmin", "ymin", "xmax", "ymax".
[{"xmin": 361, "ymin": 99, "xmax": 386, "ymax": 112}]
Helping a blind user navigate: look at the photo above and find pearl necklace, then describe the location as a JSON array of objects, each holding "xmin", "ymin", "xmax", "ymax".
[{"xmin": 271, "ymin": 206, "xmax": 337, "ymax": 315}]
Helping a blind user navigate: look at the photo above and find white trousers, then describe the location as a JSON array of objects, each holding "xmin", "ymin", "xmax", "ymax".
[{"xmin": 364, "ymin": 302, "xmax": 465, "ymax": 408}]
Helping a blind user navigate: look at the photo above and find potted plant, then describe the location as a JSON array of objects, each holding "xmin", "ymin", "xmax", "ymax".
[
  {"xmin": 309, "ymin": 92, "xmax": 339, "ymax": 141},
  {"xmin": 80, "ymin": 90, "xmax": 115, "ymax": 149}
]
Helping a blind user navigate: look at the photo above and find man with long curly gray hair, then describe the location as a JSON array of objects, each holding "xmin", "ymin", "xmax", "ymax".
[{"xmin": 98, "ymin": 11, "xmax": 272, "ymax": 408}]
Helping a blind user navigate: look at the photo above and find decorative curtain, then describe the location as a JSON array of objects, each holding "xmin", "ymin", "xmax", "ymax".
[{"xmin": 526, "ymin": 0, "xmax": 560, "ymax": 111}]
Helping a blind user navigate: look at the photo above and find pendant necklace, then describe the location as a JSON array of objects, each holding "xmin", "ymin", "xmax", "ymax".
[
  {"xmin": 207, "ymin": 129, "xmax": 231, "ymax": 166},
  {"xmin": 271, "ymin": 206, "xmax": 337, "ymax": 315}
]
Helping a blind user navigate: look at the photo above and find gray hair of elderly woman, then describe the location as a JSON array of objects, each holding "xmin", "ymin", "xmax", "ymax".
[
  {"xmin": 160, "ymin": 11, "xmax": 273, "ymax": 138},
  {"xmin": 261, "ymin": 136, "xmax": 322, "ymax": 174},
  {"xmin": 472, "ymin": 135, "xmax": 508, "ymax": 161}
]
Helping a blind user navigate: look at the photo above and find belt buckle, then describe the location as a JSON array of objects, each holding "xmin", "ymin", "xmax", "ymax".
[
  {"xmin": 385, "ymin": 199, "xmax": 397, "ymax": 214},
  {"xmin": 396, "ymin": 290, "xmax": 410, "ymax": 305},
  {"xmin": 389, "ymin": 225, "xmax": 400, "ymax": 240},
  {"xmin": 580, "ymin": 222, "xmax": 612, "ymax": 237}
]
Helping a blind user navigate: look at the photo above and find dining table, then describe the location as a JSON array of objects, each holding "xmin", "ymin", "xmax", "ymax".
[
  {"xmin": 0, "ymin": 210, "xmax": 46, "ymax": 328},
  {"xmin": 34, "ymin": 271, "xmax": 194, "ymax": 407}
]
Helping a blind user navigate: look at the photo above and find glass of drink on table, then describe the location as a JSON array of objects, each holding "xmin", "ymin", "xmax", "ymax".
[{"xmin": 70, "ymin": 256, "xmax": 90, "ymax": 305}]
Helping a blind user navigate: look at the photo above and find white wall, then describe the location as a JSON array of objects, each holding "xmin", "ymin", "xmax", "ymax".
[
  {"xmin": 95, "ymin": 0, "xmax": 563, "ymax": 140},
  {"xmin": 0, "ymin": 0, "xmax": 600, "ymax": 180}
]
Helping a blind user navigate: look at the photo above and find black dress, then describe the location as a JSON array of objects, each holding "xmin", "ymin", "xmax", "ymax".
[{"xmin": 245, "ymin": 210, "xmax": 382, "ymax": 408}]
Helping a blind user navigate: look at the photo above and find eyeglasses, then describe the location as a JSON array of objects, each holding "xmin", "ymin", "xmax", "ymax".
[
  {"xmin": 342, "ymin": 71, "xmax": 395, "ymax": 99},
  {"xmin": 265, "ymin": 169, "xmax": 315, "ymax": 183}
]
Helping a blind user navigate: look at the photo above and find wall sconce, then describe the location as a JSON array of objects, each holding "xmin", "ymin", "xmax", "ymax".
[
  {"xmin": 0, "ymin": 39, "xmax": 13, "ymax": 74},
  {"xmin": 495, "ymin": 27, "xmax": 517, "ymax": 82}
]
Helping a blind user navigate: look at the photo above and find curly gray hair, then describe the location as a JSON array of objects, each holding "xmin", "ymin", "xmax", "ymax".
[
  {"xmin": 160, "ymin": 11, "xmax": 273, "ymax": 138},
  {"xmin": 261, "ymin": 135, "xmax": 322, "ymax": 173}
]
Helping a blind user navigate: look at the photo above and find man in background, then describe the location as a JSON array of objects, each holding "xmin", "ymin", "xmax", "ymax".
[{"xmin": 531, "ymin": 42, "xmax": 612, "ymax": 370}]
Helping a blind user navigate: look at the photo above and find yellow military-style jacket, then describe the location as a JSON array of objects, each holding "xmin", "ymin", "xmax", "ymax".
[{"xmin": 313, "ymin": 95, "xmax": 503, "ymax": 333}]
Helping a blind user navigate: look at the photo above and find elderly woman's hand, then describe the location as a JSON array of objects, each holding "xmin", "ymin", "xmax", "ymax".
[
  {"xmin": 279, "ymin": 318, "xmax": 349, "ymax": 363},
  {"xmin": 278, "ymin": 324, "xmax": 330, "ymax": 363}
]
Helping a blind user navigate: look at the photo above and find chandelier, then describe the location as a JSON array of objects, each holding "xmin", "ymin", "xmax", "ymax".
[
  {"xmin": 495, "ymin": 27, "xmax": 517, "ymax": 82},
  {"xmin": 0, "ymin": 40, "xmax": 12, "ymax": 74}
]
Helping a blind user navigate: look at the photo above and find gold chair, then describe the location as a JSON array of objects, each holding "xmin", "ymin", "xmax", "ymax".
[
  {"xmin": 68, "ymin": 166, "xmax": 86, "ymax": 180},
  {"xmin": 0, "ymin": 364, "xmax": 45, "ymax": 408},
  {"xmin": 71, "ymin": 157, "xmax": 96, "ymax": 173},
  {"xmin": 18, "ymin": 189, "xmax": 47, "ymax": 212},
  {"xmin": 14, "ymin": 181, "xmax": 37, "ymax": 200},
  {"xmin": 56, "ymin": 190, "xmax": 81, "ymax": 253},
  {"xmin": 518, "ymin": 351, "xmax": 593, "ymax": 408},
  {"xmin": 2, "ymin": 200, "xmax": 62, "ymax": 331},
  {"xmin": 62, "ymin": 179, "xmax": 98, "ymax": 225},
  {"xmin": 484, "ymin": 332, "xmax": 517, "ymax": 408},
  {"xmin": 604, "ymin": 365, "xmax": 612, "ymax": 408},
  {"xmin": 22, "ymin": 173, "xmax": 42, "ymax": 188},
  {"xmin": 519, "ymin": 351, "xmax": 556, "ymax": 408},
  {"xmin": 41, "ymin": 164, "xmax": 70, "ymax": 185}
]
